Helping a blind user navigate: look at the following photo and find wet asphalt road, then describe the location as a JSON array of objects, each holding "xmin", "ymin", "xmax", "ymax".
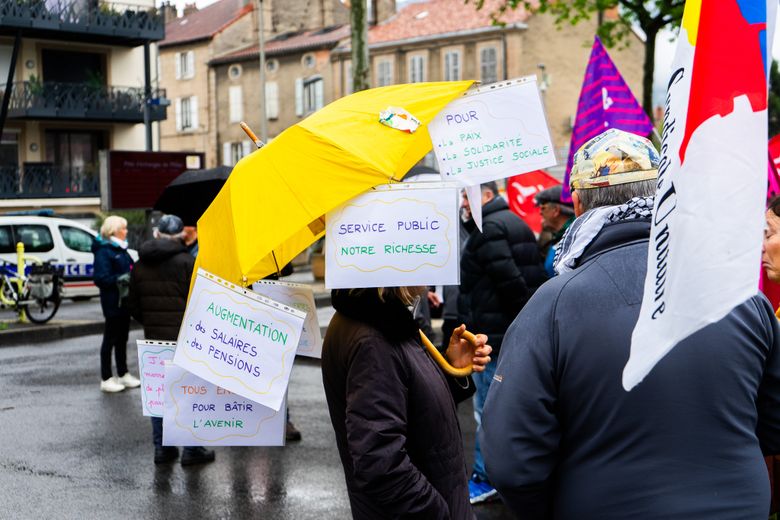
[{"xmin": 0, "ymin": 330, "xmax": 513, "ymax": 519}]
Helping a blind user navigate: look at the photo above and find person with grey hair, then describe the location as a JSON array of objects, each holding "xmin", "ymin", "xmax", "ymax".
[
  {"xmin": 481, "ymin": 128, "xmax": 780, "ymax": 518},
  {"xmin": 128, "ymin": 214, "xmax": 215, "ymax": 466},
  {"xmin": 533, "ymin": 185, "xmax": 575, "ymax": 277},
  {"xmin": 92, "ymin": 215, "xmax": 140, "ymax": 393}
]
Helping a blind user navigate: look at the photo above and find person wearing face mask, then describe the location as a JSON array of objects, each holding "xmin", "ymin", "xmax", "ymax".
[{"xmin": 92, "ymin": 215, "xmax": 140, "ymax": 393}]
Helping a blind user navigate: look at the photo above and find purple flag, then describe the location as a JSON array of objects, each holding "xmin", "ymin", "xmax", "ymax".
[{"xmin": 562, "ymin": 37, "xmax": 654, "ymax": 203}]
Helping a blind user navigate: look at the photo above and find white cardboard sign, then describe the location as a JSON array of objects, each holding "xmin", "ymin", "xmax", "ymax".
[
  {"xmin": 428, "ymin": 76, "xmax": 557, "ymax": 185},
  {"xmin": 162, "ymin": 363, "xmax": 286, "ymax": 446},
  {"xmin": 325, "ymin": 183, "xmax": 460, "ymax": 289},
  {"xmin": 137, "ymin": 340, "xmax": 176, "ymax": 418},
  {"xmin": 174, "ymin": 268, "xmax": 305, "ymax": 412},
  {"xmin": 252, "ymin": 280, "xmax": 322, "ymax": 359}
]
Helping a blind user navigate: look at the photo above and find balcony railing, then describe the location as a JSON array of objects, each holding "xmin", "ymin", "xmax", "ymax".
[
  {"xmin": 0, "ymin": 0, "xmax": 164, "ymax": 45},
  {"xmin": 4, "ymin": 81, "xmax": 167, "ymax": 123},
  {"xmin": 0, "ymin": 163, "xmax": 100, "ymax": 199}
]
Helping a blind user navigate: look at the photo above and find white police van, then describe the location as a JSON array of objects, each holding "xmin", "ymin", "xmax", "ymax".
[{"xmin": 0, "ymin": 215, "xmax": 138, "ymax": 300}]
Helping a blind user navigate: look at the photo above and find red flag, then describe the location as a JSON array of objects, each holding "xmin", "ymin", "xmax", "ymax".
[{"xmin": 506, "ymin": 170, "xmax": 560, "ymax": 234}]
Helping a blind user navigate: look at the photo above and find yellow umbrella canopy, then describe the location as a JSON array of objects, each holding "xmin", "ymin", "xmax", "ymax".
[{"xmin": 196, "ymin": 80, "xmax": 474, "ymax": 286}]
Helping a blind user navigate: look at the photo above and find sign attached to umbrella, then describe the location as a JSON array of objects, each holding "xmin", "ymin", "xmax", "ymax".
[
  {"xmin": 174, "ymin": 269, "xmax": 305, "ymax": 411},
  {"xmin": 251, "ymin": 280, "xmax": 322, "ymax": 359},
  {"xmin": 162, "ymin": 363, "xmax": 286, "ymax": 447},
  {"xmin": 428, "ymin": 76, "xmax": 557, "ymax": 186},
  {"xmin": 325, "ymin": 183, "xmax": 460, "ymax": 289}
]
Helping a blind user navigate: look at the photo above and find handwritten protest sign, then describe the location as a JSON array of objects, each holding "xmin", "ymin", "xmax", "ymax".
[
  {"xmin": 428, "ymin": 76, "xmax": 557, "ymax": 186},
  {"xmin": 252, "ymin": 280, "xmax": 322, "ymax": 359},
  {"xmin": 326, "ymin": 182, "xmax": 459, "ymax": 289},
  {"xmin": 174, "ymin": 269, "xmax": 305, "ymax": 411},
  {"xmin": 163, "ymin": 363, "xmax": 286, "ymax": 446},
  {"xmin": 137, "ymin": 340, "xmax": 176, "ymax": 417}
]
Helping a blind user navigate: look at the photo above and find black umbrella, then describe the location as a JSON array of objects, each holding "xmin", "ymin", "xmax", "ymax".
[{"xmin": 153, "ymin": 166, "xmax": 233, "ymax": 226}]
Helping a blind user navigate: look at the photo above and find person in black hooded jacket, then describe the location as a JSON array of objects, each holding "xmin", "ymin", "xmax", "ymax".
[
  {"xmin": 457, "ymin": 181, "xmax": 547, "ymax": 503},
  {"xmin": 127, "ymin": 214, "xmax": 215, "ymax": 467},
  {"xmin": 322, "ymin": 287, "xmax": 492, "ymax": 519}
]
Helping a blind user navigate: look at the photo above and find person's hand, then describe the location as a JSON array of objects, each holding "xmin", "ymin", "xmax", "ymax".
[
  {"xmin": 427, "ymin": 291, "xmax": 441, "ymax": 308},
  {"xmin": 445, "ymin": 324, "xmax": 492, "ymax": 372}
]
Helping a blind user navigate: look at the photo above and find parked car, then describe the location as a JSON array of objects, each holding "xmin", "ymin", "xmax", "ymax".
[{"xmin": 0, "ymin": 215, "xmax": 138, "ymax": 300}]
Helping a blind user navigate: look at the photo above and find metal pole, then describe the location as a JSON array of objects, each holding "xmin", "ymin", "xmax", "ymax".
[
  {"xmin": 144, "ymin": 42, "xmax": 152, "ymax": 151},
  {"xmin": 0, "ymin": 32, "xmax": 21, "ymax": 140},
  {"xmin": 257, "ymin": 0, "xmax": 268, "ymax": 142}
]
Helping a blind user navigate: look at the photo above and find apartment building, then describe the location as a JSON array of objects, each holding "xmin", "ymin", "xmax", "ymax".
[
  {"xmin": 159, "ymin": 0, "xmax": 351, "ymax": 167},
  {"xmin": 330, "ymin": 0, "xmax": 646, "ymax": 167},
  {"xmin": 0, "ymin": 0, "xmax": 167, "ymax": 214}
]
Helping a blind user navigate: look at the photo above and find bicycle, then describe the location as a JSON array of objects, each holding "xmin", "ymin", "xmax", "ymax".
[{"xmin": 0, "ymin": 253, "xmax": 63, "ymax": 324}]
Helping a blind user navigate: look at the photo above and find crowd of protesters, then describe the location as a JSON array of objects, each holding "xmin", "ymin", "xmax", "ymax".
[{"xmin": 322, "ymin": 128, "xmax": 780, "ymax": 519}]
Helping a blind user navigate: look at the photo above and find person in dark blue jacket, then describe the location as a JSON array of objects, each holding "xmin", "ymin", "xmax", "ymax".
[
  {"xmin": 481, "ymin": 129, "xmax": 780, "ymax": 519},
  {"xmin": 92, "ymin": 215, "xmax": 140, "ymax": 393}
]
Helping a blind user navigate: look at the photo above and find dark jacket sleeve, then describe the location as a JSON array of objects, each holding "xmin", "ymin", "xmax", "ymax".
[
  {"xmin": 345, "ymin": 338, "xmax": 450, "ymax": 518},
  {"xmin": 93, "ymin": 247, "xmax": 119, "ymax": 289},
  {"xmin": 480, "ymin": 284, "xmax": 561, "ymax": 519},
  {"xmin": 477, "ymin": 221, "xmax": 532, "ymax": 315},
  {"xmin": 127, "ymin": 267, "xmax": 143, "ymax": 324},
  {"xmin": 757, "ymin": 295, "xmax": 780, "ymax": 455}
]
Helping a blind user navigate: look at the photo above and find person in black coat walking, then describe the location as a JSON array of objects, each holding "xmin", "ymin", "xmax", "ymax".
[
  {"xmin": 322, "ymin": 287, "xmax": 492, "ymax": 519},
  {"xmin": 92, "ymin": 215, "xmax": 140, "ymax": 393},
  {"xmin": 128, "ymin": 214, "xmax": 215, "ymax": 467},
  {"xmin": 457, "ymin": 181, "xmax": 547, "ymax": 503}
]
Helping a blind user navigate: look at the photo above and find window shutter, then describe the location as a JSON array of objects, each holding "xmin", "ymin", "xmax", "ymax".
[
  {"xmin": 174, "ymin": 98, "xmax": 182, "ymax": 131},
  {"xmin": 186, "ymin": 51, "xmax": 195, "ymax": 79},
  {"xmin": 314, "ymin": 79, "xmax": 324, "ymax": 111},
  {"xmin": 190, "ymin": 96, "xmax": 199, "ymax": 129},
  {"xmin": 242, "ymin": 140, "xmax": 252, "ymax": 157},
  {"xmin": 175, "ymin": 53, "xmax": 181, "ymax": 79},
  {"xmin": 265, "ymin": 81, "xmax": 279, "ymax": 119},
  {"xmin": 295, "ymin": 78, "xmax": 304, "ymax": 116},
  {"xmin": 229, "ymin": 86, "xmax": 243, "ymax": 123},
  {"xmin": 223, "ymin": 142, "xmax": 232, "ymax": 166}
]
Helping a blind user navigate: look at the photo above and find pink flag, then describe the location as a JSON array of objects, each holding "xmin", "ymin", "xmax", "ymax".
[{"xmin": 562, "ymin": 37, "xmax": 654, "ymax": 203}]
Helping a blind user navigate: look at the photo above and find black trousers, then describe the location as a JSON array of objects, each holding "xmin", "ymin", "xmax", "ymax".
[{"xmin": 100, "ymin": 314, "xmax": 130, "ymax": 381}]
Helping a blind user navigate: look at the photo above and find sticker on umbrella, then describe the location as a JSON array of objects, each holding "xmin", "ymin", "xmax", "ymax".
[
  {"xmin": 251, "ymin": 280, "xmax": 322, "ymax": 359},
  {"xmin": 137, "ymin": 340, "xmax": 176, "ymax": 417},
  {"xmin": 162, "ymin": 363, "xmax": 286, "ymax": 446},
  {"xmin": 174, "ymin": 268, "xmax": 305, "ymax": 411},
  {"xmin": 428, "ymin": 76, "xmax": 557, "ymax": 186},
  {"xmin": 325, "ymin": 182, "xmax": 460, "ymax": 289}
]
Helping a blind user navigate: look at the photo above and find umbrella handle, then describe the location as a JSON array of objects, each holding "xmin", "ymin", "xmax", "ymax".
[{"xmin": 419, "ymin": 329, "xmax": 478, "ymax": 377}]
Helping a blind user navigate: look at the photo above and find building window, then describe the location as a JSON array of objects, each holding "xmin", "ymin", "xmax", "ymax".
[
  {"xmin": 175, "ymin": 51, "xmax": 195, "ymax": 80},
  {"xmin": 175, "ymin": 96, "xmax": 198, "ymax": 131},
  {"xmin": 480, "ymin": 47, "xmax": 498, "ymax": 84},
  {"xmin": 296, "ymin": 76, "xmax": 324, "ymax": 116},
  {"xmin": 265, "ymin": 81, "xmax": 279, "ymax": 120},
  {"xmin": 344, "ymin": 61, "xmax": 353, "ymax": 95},
  {"xmin": 302, "ymin": 53, "xmax": 316, "ymax": 69},
  {"xmin": 409, "ymin": 55, "xmax": 425, "ymax": 83},
  {"xmin": 223, "ymin": 141, "xmax": 252, "ymax": 166},
  {"xmin": 376, "ymin": 59, "xmax": 393, "ymax": 87},
  {"xmin": 229, "ymin": 85, "xmax": 243, "ymax": 123},
  {"xmin": 228, "ymin": 64, "xmax": 242, "ymax": 80},
  {"xmin": 444, "ymin": 50, "xmax": 461, "ymax": 81},
  {"xmin": 266, "ymin": 59, "xmax": 279, "ymax": 73}
]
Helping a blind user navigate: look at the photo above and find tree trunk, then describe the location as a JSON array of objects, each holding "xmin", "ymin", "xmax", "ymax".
[
  {"xmin": 350, "ymin": 0, "xmax": 370, "ymax": 93},
  {"xmin": 641, "ymin": 26, "xmax": 658, "ymax": 120}
]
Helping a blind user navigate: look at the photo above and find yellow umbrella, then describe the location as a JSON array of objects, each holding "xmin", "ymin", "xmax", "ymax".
[{"xmin": 196, "ymin": 81, "xmax": 474, "ymax": 286}]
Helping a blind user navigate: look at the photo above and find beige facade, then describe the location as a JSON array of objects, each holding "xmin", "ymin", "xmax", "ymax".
[{"xmin": 330, "ymin": 13, "xmax": 645, "ymax": 172}]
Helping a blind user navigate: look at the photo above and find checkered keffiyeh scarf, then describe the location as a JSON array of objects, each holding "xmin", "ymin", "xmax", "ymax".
[{"xmin": 553, "ymin": 196, "xmax": 654, "ymax": 275}]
